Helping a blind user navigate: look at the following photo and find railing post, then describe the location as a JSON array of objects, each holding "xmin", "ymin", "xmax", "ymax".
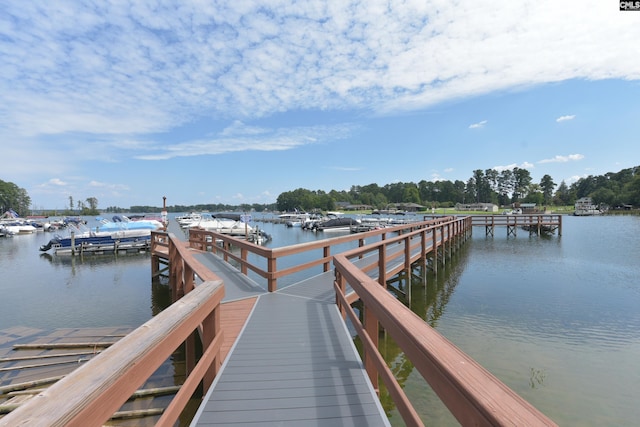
[
  {"xmin": 363, "ymin": 304, "xmax": 379, "ymax": 393},
  {"xmin": 432, "ymin": 226, "xmax": 438, "ymax": 274},
  {"xmin": 404, "ymin": 235, "xmax": 411, "ymax": 272},
  {"xmin": 440, "ymin": 225, "xmax": 446, "ymax": 266},
  {"xmin": 558, "ymin": 214, "xmax": 562, "ymax": 236},
  {"xmin": 378, "ymin": 244, "xmax": 387, "ymax": 288},
  {"xmin": 335, "ymin": 271, "xmax": 347, "ymax": 320},
  {"xmin": 323, "ymin": 245, "xmax": 331, "ymax": 272},
  {"xmin": 241, "ymin": 248, "xmax": 248, "ymax": 275},
  {"xmin": 267, "ymin": 255, "xmax": 277, "ymax": 292},
  {"xmin": 202, "ymin": 305, "xmax": 222, "ymax": 390},
  {"xmin": 184, "ymin": 263, "xmax": 195, "ymax": 294}
]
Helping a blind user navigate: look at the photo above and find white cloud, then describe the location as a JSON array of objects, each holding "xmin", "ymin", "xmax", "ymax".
[
  {"xmin": 47, "ymin": 178, "xmax": 67, "ymax": 186},
  {"xmin": 492, "ymin": 162, "xmax": 534, "ymax": 172},
  {"xmin": 220, "ymin": 121, "xmax": 269, "ymax": 137},
  {"xmin": 469, "ymin": 120, "xmax": 487, "ymax": 129},
  {"xmin": 556, "ymin": 115, "xmax": 576, "ymax": 122},
  {"xmin": 566, "ymin": 174, "xmax": 587, "ymax": 184},
  {"xmin": 135, "ymin": 123, "xmax": 355, "ymax": 160},
  {"xmin": 539, "ymin": 154, "xmax": 585, "ymax": 164},
  {"xmin": 1, "ymin": 0, "xmax": 638, "ymax": 142}
]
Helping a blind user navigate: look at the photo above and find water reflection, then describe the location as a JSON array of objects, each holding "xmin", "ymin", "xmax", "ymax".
[
  {"xmin": 362, "ymin": 216, "xmax": 640, "ymax": 427},
  {"xmin": 350, "ymin": 246, "xmax": 472, "ymax": 424}
]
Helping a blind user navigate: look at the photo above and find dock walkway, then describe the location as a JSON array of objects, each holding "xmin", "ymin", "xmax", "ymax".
[
  {"xmin": 166, "ymin": 221, "xmax": 389, "ymax": 426},
  {"xmin": 190, "ymin": 251, "xmax": 389, "ymax": 426}
]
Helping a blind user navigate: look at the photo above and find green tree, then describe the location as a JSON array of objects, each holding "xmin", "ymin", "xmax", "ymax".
[
  {"xmin": 497, "ymin": 169, "xmax": 514, "ymax": 206},
  {"xmin": 554, "ymin": 180, "xmax": 572, "ymax": 205},
  {"xmin": 523, "ymin": 183, "xmax": 544, "ymax": 205},
  {"xmin": 0, "ymin": 179, "xmax": 31, "ymax": 216},
  {"xmin": 402, "ymin": 185, "xmax": 421, "ymax": 204},
  {"xmin": 464, "ymin": 177, "xmax": 476, "ymax": 204},
  {"xmin": 512, "ymin": 167, "xmax": 532, "ymax": 202},
  {"xmin": 540, "ymin": 174, "xmax": 556, "ymax": 205},
  {"xmin": 623, "ymin": 174, "xmax": 640, "ymax": 206}
]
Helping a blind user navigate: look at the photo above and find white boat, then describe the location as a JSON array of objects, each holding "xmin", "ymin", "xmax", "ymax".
[
  {"xmin": 39, "ymin": 225, "xmax": 153, "ymax": 254},
  {"xmin": 1, "ymin": 210, "xmax": 38, "ymax": 235},
  {"xmin": 176, "ymin": 212, "xmax": 204, "ymax": 228},
  {"xmin": 301, "ymin": 214, "xmax": 328, "ymax": 230},
  {"xmin": 279, "ymin": 211, "xmax": 310, "ymax": 227},
  {"xmin": 312, "ymin": 216, "xmax": 360, "ymax": 232},
  {"xmin": 189, "ymin": 213, "xmax": 271, "ymax": 244},
  {"xmin": 574, "ymin": 197, "xmax": 603, "ymax": 216},
  {"xmin": 39, "ymin": 215, "xmax": 163, "ymax": 254},
  {"xmin": 193, "ymin": 216, "xmax": 249, "ymax": 236},
  {"xmin": 97, "ymin": 215, "xmax": 164, "ymax": 231}
]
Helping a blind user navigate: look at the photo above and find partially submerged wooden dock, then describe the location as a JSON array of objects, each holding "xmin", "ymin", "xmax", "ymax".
[{"xmin": 0, "ymin": 326, "xmax": 177, "ymax": 425}]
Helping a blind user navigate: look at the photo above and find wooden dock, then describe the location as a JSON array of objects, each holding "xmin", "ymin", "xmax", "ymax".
[
  {"xmin": 167, "ymin": 218, "xmax": 389, "ymax": 425},
  {"xmin": 1, "ymin": 216, "xmax": 558, "ymax": 427},
  {"xmin": 190, "ymin": 254, "xmax": 389, "ymax": 426},
  {"xmin": 468, "ymin": 214, "xmax": 562, "ymax": 237}
]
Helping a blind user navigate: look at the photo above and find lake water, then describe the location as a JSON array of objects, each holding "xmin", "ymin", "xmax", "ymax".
[{"xmin": 1, "ymin": 213, "xmax": 639, "ymax": 426}]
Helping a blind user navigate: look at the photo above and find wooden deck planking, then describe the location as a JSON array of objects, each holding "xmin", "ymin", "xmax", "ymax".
[
  {"xmin": 219, "ymin": 298, "xmax": 257, "ymax": 362},
  {"xmin": 163, "ymin": 222, "xmax": 455, "ymax": 426},
  {"xmin": 187, "ymin": 229, "xmax": 451, "ymax": 426},
  {"xmin": 192, "ymin": 291, "xmax": 390, "ymax": 427},
  {"xmin": 193, "ymin": 252, "xmax": 267, "ymax": 301}
]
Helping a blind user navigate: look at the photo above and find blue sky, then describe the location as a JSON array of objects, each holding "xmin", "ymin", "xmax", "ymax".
[{"xmin": 1, "ymin": 1, "xmax": 639, "ymax": 210}]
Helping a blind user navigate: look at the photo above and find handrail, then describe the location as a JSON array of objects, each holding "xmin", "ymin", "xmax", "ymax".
[
  {"xmin": 1, "ymin": 233, "xmax": 225, "ymax": 427},
  {"xmin": 333, "ymin": 216, "xmax": 557, "ymax": 427},
  {"xmin": 188, "ymin": 217, "xmax": 456, "ymax": 291}
]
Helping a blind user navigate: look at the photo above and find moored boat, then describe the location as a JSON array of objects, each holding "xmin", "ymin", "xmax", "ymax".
[
  {"xmin": 39, "ymin": 217, "xmax": 162, "ymax": 255},
  {"xmin": 1, "ymin": 210, "xmax": 38, "ymax": 235},
  {"xmin": 39, "ymin": 228, "xmax": 153, "ymax": 255},
  {"xmin": 312, "ymin": 217, "xmax": 360, "ymax": 232}
]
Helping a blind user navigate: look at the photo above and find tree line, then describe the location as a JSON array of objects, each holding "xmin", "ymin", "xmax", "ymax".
[
  {"xmin": 3, "ymin": 165, "xmax": 639, "ymax": 215},
  {"xmin": 0, "ymin": 180, "xmax": 101, "ymax": 217},
  {"xmin": 275, "ymin": 165, "xmax": 640, "ymax": 212}
]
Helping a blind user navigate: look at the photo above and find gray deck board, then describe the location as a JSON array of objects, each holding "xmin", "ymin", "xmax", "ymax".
[
  {"xmin": 193, "ymin": 252, "xmax": 267, "ymax": 302},
  {"xmin": 192, "ymin": 291, "xmax": 390, "ymax": 427},
  {"xmin": 168, "ymin": 224, "xmax": 416, "ymax": 426}
]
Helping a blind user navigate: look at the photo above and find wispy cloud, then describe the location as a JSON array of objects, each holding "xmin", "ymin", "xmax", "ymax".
[
  {"xmin": 47, "ymin": 178, "xmax": 67, "ymax": 187},
  {"xmin": 1, "ymin": 0, "xmax": 636, "ymax": 143},
  {"xmin": 556, "ymin": 115, "xmax": 576, "ymax": 122},
  {"xmin": 492, "ymin": 162, "xmax": 534, "ymax": 172},
  {"xmin": 135, "ymin": 123, "xmax": 356, "ymax": 160},
  {"xmin": 469, "ymin": 120, "xmax": 487, "ymax": 129},
  {"xmin": 539, "ymin": 154, "xmax": 584, "ymax": 164}
]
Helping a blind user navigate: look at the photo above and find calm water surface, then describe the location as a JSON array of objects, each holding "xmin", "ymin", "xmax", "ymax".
[
  {"xmin": 1, "ymin": 214, "xmax": 638, "ymax": 426},
  {"xmin": 384, "ymin": 215, "xmax": 640, "ymax": 426}
]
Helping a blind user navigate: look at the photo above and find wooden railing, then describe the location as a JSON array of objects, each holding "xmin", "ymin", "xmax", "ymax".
[
  {"xmin": 333, "ymin": 216, "xmax": 557, "ymax": 427},
  {"xmin": 3, "ymin": 216, "xmax": 557, "ymax": 426},
  {"xmin": 188, "ymin": 216, "xmax": 458, "ymax": 292},
  {"xmin": 0, "ymin": 233, "xmax": 225, "ymax": 427}
]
